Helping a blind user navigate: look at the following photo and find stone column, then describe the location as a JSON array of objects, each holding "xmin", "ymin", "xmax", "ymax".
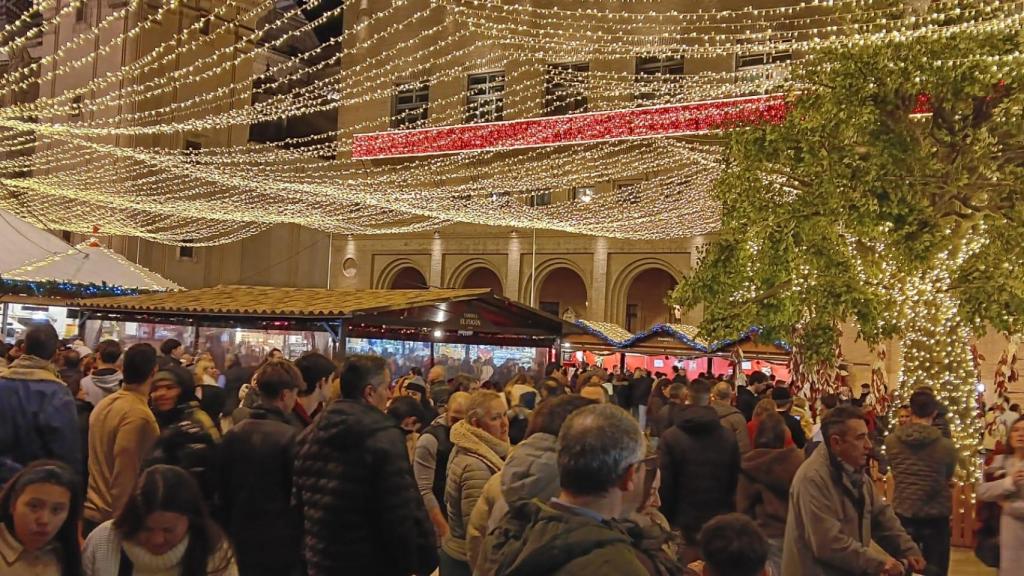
[{"xmin": 590, "ymin": 237, "xmax": 609, "ymax": 321}]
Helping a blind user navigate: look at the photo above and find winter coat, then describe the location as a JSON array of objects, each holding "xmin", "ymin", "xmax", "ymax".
[
  {"xmin": 292, "ymin": 400, "xmax": 437, "ymax": 576},
  {"xmin": 0, "ymin": 355, "xmax": 81, "ymax": 486},
  {"xmin": 220, "ymin": 404, "xmax": 301, "ymax": 576},
  {"xmin": 145, "ymin": 419, "xmax": 220, "ymax": 507},
  {"xmin": 621, "ymin": 510, "xmax": 689, "ymax": 576},
  {"xmin": 658, "ymin": 405, "xmax": 740, "ymax": 542},
  {"xmin": 712, "ymin": 402, "xmax": 751, "ymax": 453},
  {"xmin": 647, "ymin": 390, "xmax": 669, "ymax": 426},
  {"xmin": 85, "ymin": 388, "xmax": 160, "ymax": 525},
  {"xmin": 481, "ymin": 499, "xmax": 648, "ymax": 576},
  {"xmin": 442, "ymin": 420, "xmax": 510, "ymax": 561},
  {"xmin": 58, "ymin": 366, "xmax": 83, "ymax": 393},
  {"xmin": 736, "ymin": 446, "xmax": 804, "ymax": 538},
  {"xmin": 469, "ymin": 432, "xmax": 559, "ymax": 573},
  {"xmin": 781, "ymin": 444, "xmax": 921, "ymax": 576},
  {"xmin": 976, "ymin": 454, "xmax": 1024, "ymax": 575},
  {"xmin": 81, "ymin": 368, "xmax": 123, "ymax": 407},
  {"xmin": 631, "ymin": 376, "xmax": 654, "ymax": 408},
  {"xmin": 736, "ymin": 386, "xmax": 757, "ymax": 422},
  {"xmin": 651, "ymin": 403, "xmax": 683, "ymax": 438},
  {"xmin": 884, "ymin": 422, "xmax": 957, "ymax": 519},
  {"xmin": 781, "ymin": 411, "xmax": 808, "ymax": 448}
]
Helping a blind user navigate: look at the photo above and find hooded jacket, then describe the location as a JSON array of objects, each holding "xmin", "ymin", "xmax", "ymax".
[
  {"xmin": 884, "ymin": 422, "xmax": 957, "ymax": 518},
  {"xmin": 81, "ymin": 368, "xmax": 123, "ymax": 407},
  {"xmin": 442, "ymin": 420, "xmax": 510, "ymax": 561},
  {"xmin": 658, "ymin": 405, "xmax": 739, "ymax": 542},
  {"xmin": 469, "ymin": 432, "xmax": 559, "ymax": 572},
  {"xmin": 481, "ymin": 499, "xmax": 648, "ymax": 576},
  {"xmin": 712, "ymin": 402, "xmax": 751, "ymax": 453},
  {"xmin": 293, "ymin": 400, "xmax": 437, "ymax": 576},
  {"xmin": 782, "ymin": 444, "xmax": 921, "ymax": 576},
  {"xmin": 0, "ymin": 355, "xmax": 81, "ymax": 486},
  {"xmin": 736, "ymin": 446, "xmax": 804, "ymax": 538}
]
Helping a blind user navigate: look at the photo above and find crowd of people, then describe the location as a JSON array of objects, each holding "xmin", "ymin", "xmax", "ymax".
[{"xmin": 1, "ymin": 323, "xmax": 1022, "ymax": 575}]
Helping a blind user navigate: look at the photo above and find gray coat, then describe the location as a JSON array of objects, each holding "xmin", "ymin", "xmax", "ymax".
[
  {"xmin": 442, "ymin": 421, "xmax": 508, "ymax": 562},
  {"xmin": 782, "ymin": 445, "xmax": 920, "ymax": 575}
]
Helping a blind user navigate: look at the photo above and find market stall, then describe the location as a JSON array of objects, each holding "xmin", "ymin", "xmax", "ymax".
[{"xmin": 75, "ymin": 286, "xmax": 575, "ymax": 371}]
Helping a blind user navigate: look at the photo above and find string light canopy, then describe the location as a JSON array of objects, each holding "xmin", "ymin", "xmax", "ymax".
[{"xmin": 0, "ymin": 0, "xmax": 1017, "ymax": 244}]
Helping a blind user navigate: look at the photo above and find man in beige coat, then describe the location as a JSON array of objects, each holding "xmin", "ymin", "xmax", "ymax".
[
  {"xmin": 712, "ymin": 381, "xmax": 751, "ymax": 453},
  {"xmin": 783, "ymin": 405, "xmax": 924, "ymax": 576}
]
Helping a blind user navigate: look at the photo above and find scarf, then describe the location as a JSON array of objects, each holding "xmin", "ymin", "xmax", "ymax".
[
  {"xmin": 0, "ymin": 355, "xmax": 63, "ymax": 384},
  {"xmin": 450, "ymin": 419, "xmax": 509, "ymax": 471}
]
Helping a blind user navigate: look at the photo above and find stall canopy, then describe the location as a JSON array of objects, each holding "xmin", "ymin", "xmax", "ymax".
[
  {"xmin": 5, "ymin": 240, "xmax": 182, "ymax": 291},
  {"xmin": 569, "ymin": 320, "xmax": 790, "ymax": 358},
  {"xmin": 572, "ymin": 320, "xmax": 635, "ymax": 350},
  {"xmin": 623, "ymin": 323, "xmax": 709, "ymax": 355},
  {"xmin": 0, "ymin": 209, "xmax": 73, "ymax": 274},
  {"xmin": 75, "ymin": 285, "xmax": 576, "ymax": 347}
]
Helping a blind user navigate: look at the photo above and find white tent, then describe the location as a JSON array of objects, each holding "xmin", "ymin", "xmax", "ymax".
[
  {"xmin": 4, "ymin": 240, "xmax": 182, "ymax": 291},
  {"xmin": 0, "ymin": 209, "xmax": 74, "ymax": 274}
]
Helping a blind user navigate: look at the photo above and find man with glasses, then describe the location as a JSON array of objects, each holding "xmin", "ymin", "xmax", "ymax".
[{"xmin": 783, "ymin": 405, "xmax": 924, "ymax": 576}]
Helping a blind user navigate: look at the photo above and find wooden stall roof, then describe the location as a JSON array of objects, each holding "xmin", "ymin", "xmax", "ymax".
[
  {"xmin": 624, "ymin": 323, "xmax": 709, "ymax": 352},
  {"xmin": 74, "ymin": 285, "xmax": 493, "ymax": 318},
  {"xmin": 571, "ymin": 320, "xmax": 635, "ymax": 347}
]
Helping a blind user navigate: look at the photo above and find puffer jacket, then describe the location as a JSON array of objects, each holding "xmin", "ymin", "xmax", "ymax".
[
  {"xmin": 481, "ymin": 499, "xmax": 648, "ymax": 576},
  {"xmin": 782, "ymin": 444, "xmax": 921, "ymax": 576},
  {"xmin": 658, "ymin": 405, "xmax": 739, "ymax": 543},
  {"xmin": 293, "ymin": 400, "xmax": 438, "ymax": 576},
  {"xmin": 0, "ymin": 355, "xmax": 81, "ymax": 485},
  {"xmin": 736, "ymin": 446, "xmax": 804, "ymax": 538},
  {"xmin": 712, "ymin": 402, "xmax": 751, "ymax": 453},
  {"xmin": 442, "ymin": 420, "xmax": 509, "ymax": 562},
  {"xmin": 442, "ymin": 416, "xmax": 509, "ymax": 561},
  {"xmin": 469, "ymin": 432, "xmax": 559, "ymax": 573},
  {"xmin": 884, "ymin": 422, "xmax": 957, "ymax": 519}
]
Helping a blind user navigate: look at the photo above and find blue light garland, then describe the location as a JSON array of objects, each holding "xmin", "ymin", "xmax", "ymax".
[{"xmin": 0, "ymin": 278, "xmax": 143, "ymax": 299}]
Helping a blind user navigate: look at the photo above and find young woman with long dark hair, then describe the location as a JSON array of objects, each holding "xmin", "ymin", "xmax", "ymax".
[
  {"xmin": 83, "ymin": 465, "xmax": 236, "ymax": 576},
  {"xmin": 0, "ymin": 460, "xmax": 83, "ymax": 576}
]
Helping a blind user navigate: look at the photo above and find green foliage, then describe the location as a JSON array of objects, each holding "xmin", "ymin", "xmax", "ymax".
[{"xmin": 673, "ymin": 27, "xmax": 1024, "ymax": 362}]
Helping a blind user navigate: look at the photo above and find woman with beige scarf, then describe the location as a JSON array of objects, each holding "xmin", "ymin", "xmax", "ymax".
[{"xmin": 440, "ymin": 390, "xmax": 509, "ymax": 576}]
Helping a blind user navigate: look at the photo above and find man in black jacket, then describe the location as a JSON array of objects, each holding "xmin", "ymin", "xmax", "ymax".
[
  {"xmin": 659, "ymin": 379, "xmax": 740, "ymax": 552},
  {"xmin": 293, "ymin": 355, "xmax": 438, "ymax": 576},
  {"xmin": 771, "ymin": 387, "xmax": 807, "ymax": 448},
  {"xmin": 220, "ymin": 359, "xmax": 304, "ymax": 576}
]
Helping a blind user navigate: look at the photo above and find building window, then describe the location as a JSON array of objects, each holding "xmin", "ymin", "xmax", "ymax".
[
  {"xmin": 490, "ymin": 191, "xmax": 511, "ymax": 201},
  {"xmin": 74, "ymin": 2, "xmax": 87, "ymax": 23},
  {"xmin": 527, "ymin": 190, "xmax": 551, "ymax": 207},
  {"xmin": 735, "ymin": 39, "xmax": 793, "ymax": 70},
  {"xmin": 184, "ymin": 139, "xmax": 202, "ymax": 151},
  {"xmin": 200, "ymin": 17, "xmax": 212, "ymax": 35},
  {"xmin": 635, "ymin": 55, "xmax": 684, "ymax": 103},
  {"xmin": 70, "ymin": 95, "xmax": 83, "ymax": 119},
  {"xmin": 60, "ymin": 230, "xmax": 73, "ymax": 243},
  {"xmin": 392, "ymin": 81, "xmax": 429, "ymax": 129},
  {"xmin": 615, "ymin": 182, "xmax": 642, "ymax": 205},
  {"xmin": 466, "ymin": 71, "xmax": 505, "ymax": 123},
  {"xmin": 625, "ymin": 303, "xmax": 639, "ymax": 332},
  {"xmin": 573, "ymin": 186, "xmax": 595, "ymax": 203},
  {"xmin": 544, "ymin": 63, "xmax": 588, "ymax": 116},
  {"xmin": 539, "ymin": 301, "xmax": 560, "ymax": 317},
  {"xmin": 177, "ymin": 240, "xmax": 197, "ymax": 261}
]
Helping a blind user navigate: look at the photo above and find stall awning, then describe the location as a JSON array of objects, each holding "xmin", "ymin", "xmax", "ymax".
[
  {"xmin": 624, "ymin": 323, "xmax": 709, "ymax": 353},
  {"xmin": 0, "ymin": 209, "xmax": 73, "ymax": 274},
  {"xmin": 75, "ymin": 286, "xmax": 578, "ymax": 346},
  {"xmin": 6, "ymin": 241, "xmax": 181, "ymax": 291}
]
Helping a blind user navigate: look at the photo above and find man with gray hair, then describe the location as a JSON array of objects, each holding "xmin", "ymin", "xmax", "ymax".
[
  {"xmin": 712, "ymin": 381, "xmax": 751, "ymax": 453},
  {"xmin": 482, "ymin": 404, "xmax": 648, "ymax": 575},
  {"xmin": 658, "ymin": 378, "xmax": 740, "ymax": 557}
]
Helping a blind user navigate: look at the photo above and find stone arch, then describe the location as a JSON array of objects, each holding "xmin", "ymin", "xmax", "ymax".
[
  {"xmin": 521, "ymin": 258, "xmax": 590, "ymax": 319},
  {"xmin": 374, "ymin": 258, "xmax": 429, "ymax": 289},
  {"xmin": 446, "ymin": 258, "xmax": 505, "ymax": 295},
  {"xmin": 607, "ymin": 258, "xmax": 683, "ymax": 330}
]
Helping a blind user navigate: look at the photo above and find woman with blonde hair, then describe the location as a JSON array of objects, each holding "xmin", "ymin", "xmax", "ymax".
[{"xmin": 441, "ymin": 390, "xmax": 509, "ymax": 576}]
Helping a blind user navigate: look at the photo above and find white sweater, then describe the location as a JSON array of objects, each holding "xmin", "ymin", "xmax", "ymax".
[{"xmin": 83, "ymin": 520, "xmax": 238, "ymax": 576}]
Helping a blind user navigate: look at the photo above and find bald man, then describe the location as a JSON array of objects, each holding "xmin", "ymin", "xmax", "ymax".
[{"xmin": 416, "ymin": 391, "xmax": 470, "ymax": 543}]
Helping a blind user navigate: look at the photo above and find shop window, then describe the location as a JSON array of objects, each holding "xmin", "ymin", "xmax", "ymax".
[
  {"xmin": 635, "ymin": 55, "xmax": 684, "ymax": 103},
  {"xmin": 466, "ymin": 71, "xmax": 505, "ymax": 123},
  {"xmin": 544, "ymin": 62, "xmax": 588, "ymax": 116},
  {"xmin": 392, "ymin": 81, "xmax": 429, "ymax": 129},
  {"xmin": 736, "ymin": 39, "xmax": 793, "ymax": 70}
]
